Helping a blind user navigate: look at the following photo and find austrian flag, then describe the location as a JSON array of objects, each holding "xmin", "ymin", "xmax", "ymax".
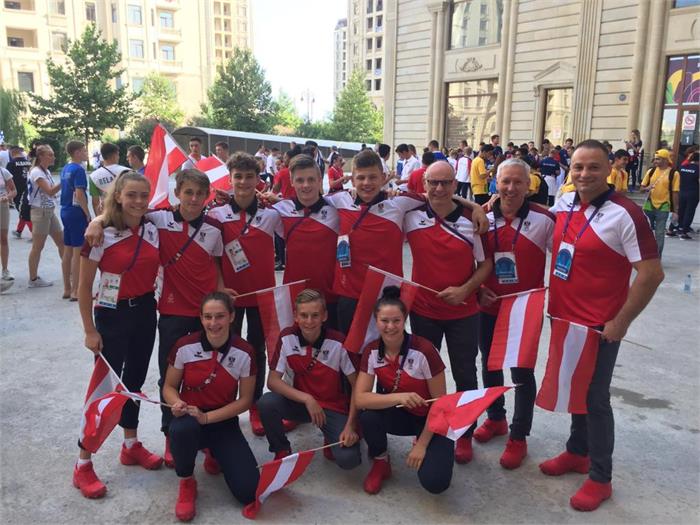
[
  {"xmin": 344, "ymin": 266, "xmax": 419, "ymax": 354},
  {"xmin": 428, "ymin": 387, "xmax": 513, "ymax": 441},
  {"xmin": 256, "ymin": 280, "xmax": 309, "ymax": 364},
  {"xmin": 487, "ymin": 289, "xmax": 546, "ymax": 371},
  {"xmin": 144, "ymin": 124, "xmax": 188, "ymax": 209},
  {"xmin": 536, "ymin": 318, "xmax": 600, "ymax": 414},
  {"xmin": 195, "ymin": 155, "xmax": 231, "ymax": 204},
  {"xmin": 243, "ymin": 450, "xmax": 315, "ymax": 519}
]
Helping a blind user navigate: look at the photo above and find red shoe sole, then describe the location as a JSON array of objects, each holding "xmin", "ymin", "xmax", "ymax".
[{"xmin": 73, "ymin": 478, "xmax": 107, "ymax": 499}]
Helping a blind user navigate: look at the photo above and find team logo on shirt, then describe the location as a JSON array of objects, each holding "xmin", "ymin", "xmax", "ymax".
[
  {"xmin": 419, "ymin": 218, "xmax": 427, "ymax": 226},
  {"xmin": 114, "ymin": 231, "xmax": 123, "ymax": 238},
  {"xmin": 377, "ymin": 203, "xmax": 385, "ymax": 213},
  {"xmin": 225, "ymin": 212, "xmax": 234, "ymax": 220},
  {"xmin": 407, "ymin": 358, "xmax": 414, "ymax": 369},
  {"xmin": 147, "ymin": 230, "xmax": 155, "ymax": 241},
  {"xmin": 227, "ymin": 355, "xmax": 236, "ymax": 366},
  {"xmin": 255, "ymin": 216, "xmax": 262, "ymax": 223},
  {"xmin": 167, "ymin": 221, "xmax": 175, "ymax": 229},
  {"xmin": 322, "ymin": 349, "xmax": 329, "ymax": 359},
  {"xmin": 523, "ymin": 220, "xmax": 531, "ymax": 232},
  {"xmin": 199, "ymin": 231, "xmax": 207, "ymax": 242},
  {"xmin": 194, "ymin": 350, "xmax": 203, "ymax": 358},
  {"xmin": 292, "ymin": 345, "xmax": 301, "ymax": 353},
  {"xmin": 321, "ymin": 209, "xmax": 328, "ymax": 220},
  {"xmin": 594, "ymin": 212, "xmax": 604, "ymax": 222}
]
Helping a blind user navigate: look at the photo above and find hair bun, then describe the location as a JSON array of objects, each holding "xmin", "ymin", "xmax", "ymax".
[{"xmin": 381, "ymin": 285, "xmax": 401, "ymax": 300}]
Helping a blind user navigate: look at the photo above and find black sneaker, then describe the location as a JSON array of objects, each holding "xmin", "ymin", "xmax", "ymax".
[
  {"xmin": 275, "ymin": 262, "xmax": 285, "ymax": 271},
  {"xmin": 665, "ymin": 230, "xmax": 677, "ymax": 237},
  {"xmin": 679, "ymin": 233, "xmax": 692, "ymax": 240}
]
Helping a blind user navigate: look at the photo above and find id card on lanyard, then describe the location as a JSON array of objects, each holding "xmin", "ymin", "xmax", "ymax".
[
  {"xmin": 224, "ymin": 210, "xmax": 255, "ymax": 273},
  {"xmin": 492, "ymin": 215, "xmax": 524, "ymax": 285},
  {"xmin": 96, "ymin": 223, "xmax": 145, "ymax": 308},
  {"xmin": 553, "ymin": 197, "xmax": 605, "ymax": 281},
  {"xmin": 337, "ymin": 200, "xmax": 375, "ymax": 269}
]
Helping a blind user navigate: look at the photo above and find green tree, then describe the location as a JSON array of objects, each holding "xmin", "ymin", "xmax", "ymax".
[
  {"xmin": 29, "ymin": 24, "xmax": 133, "ymax": 147},
  {"xmin": 129, "ymin": 117, "xmax": 176, "ymax": 148},
  {"xmin": 296, "ymin": 118, "xmax": 333, "ymax": 141},
  {"xmin": 272, "ymin": 91, "xmax": 302, "ymax": 135},
  {"xmin": 137, "ymin": 73, "xmax": 184, "ymax": 125},
  {"xmin": 202, "ymin": 48, "xmax": 276, "ymax": 133},
  {"xmin": 329, "ymin": 71, "xmax": 383, "ymax": 143},
  {"xmin": 0, "ymin": 88, "xmax": 27, "ymax": 146}
]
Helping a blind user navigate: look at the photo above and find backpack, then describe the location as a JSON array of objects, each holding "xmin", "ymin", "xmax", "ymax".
[
  {"xmin": 528, "ymin": 174, "xmax": 549, "ymax": 205},
  {"xmin": 645, "ymin": 167, "xmax": 678, "ymax": 211}
]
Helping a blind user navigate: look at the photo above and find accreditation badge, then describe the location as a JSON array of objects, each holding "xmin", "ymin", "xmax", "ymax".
[
  {"xmin": 96, "ymin": 271, "xmax": 121, "ymax": 309},
  {"xmin": 224, "ymin": 239, "xmax": 251, "ymax": 273},
  {"xmin": 494, "ymin": 251, "xmax": 519, "ymax": 284},
  {"xmin": 336, "ymin": 234, "xmax": 351, "ymax": 268},
  {"xmin": 553, "ymin": 241, "xmax": 575, "ymax": 280}
]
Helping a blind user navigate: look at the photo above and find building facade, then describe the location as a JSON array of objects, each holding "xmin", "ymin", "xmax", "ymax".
[
  {"xmin": 347, "ymin": 0, "xmax": 387, "ymax": 109},
  {"xmin": 383, "ymin": 0, "xmax": 700, "ymax": 162},
  {"xmin": 334, "ymin": 18, "xmax": 348, "ymax": 100},
  {"xmin": 0, "ymin": 0, "xmax": 251, "ymax": 118}
]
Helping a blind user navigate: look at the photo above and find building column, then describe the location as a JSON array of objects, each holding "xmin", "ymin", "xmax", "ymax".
[
  {"xmin": 625, "ymin": 0, "xmax": 650, "ymax": 134},
  {"xmin": 639, "ymin": 0, "xmax": 670, "ymax": 156},
  {"xmin": 500, "ymin": 0, "xmax": 519, "ymax": 142},
  {"xmin": 426, "ymin": 1, "xmax": 448, "ymax": 143},
  {"xmin": 570, "ymin": 0, "xmax": 603, "ymax": 142}
]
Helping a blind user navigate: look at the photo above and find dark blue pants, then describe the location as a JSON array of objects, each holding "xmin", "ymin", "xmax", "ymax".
[
  {"xmin": 478, "ymin": 312, "xmax": 537, "ymax": 440},
  {"xmin": 169, "ymin": 415, "xmax": 258, "ymax": 505},
  {"xmin": 232, "ymin": 306, "xmax": 266, "ymax": 401},
  {"xmin": 566, "ymin": 338, "xmax": 620, "ymax": 483},
  {"xmin": 360, "ymin": 407, "xmax": 454, "ymax": 494},
  {"xmin": 93, "ymin": 295, "xmax": 157, "ymax": 429}
]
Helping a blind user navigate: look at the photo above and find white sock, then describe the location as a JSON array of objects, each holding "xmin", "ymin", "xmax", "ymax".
[
  {"xmin": 124, "ymin": 437, "xmax": 138, "ymax": 449},
  {"xmin": 375, "ymin": 453, "xmax": 388, "ymax": 461},
  {"xmin": 77, "ymin": 458, "xmax": 91, "ymax": 467}
]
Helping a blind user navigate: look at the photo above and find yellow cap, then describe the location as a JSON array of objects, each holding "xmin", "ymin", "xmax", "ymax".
[{"xmin": 654, "ymin": 149, "xmax": 672, "ymax": 161}]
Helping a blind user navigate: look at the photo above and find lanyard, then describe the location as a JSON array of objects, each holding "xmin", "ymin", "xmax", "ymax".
[
  {"xmin": 163, "ymin": 219, "xmax": 204, "ymax": 269},
  {"xmin": 561, "ymin": 196, "xmax": 607, "ymax": 246},
  {"xmin": 428, "ymin": 204, "xmax": 473, "ymax": 247},
  {"xmin": 304, "ymin": 345, "xmax": 324, "ymax": 373},
  {"xmin": 237, "ymin": 208, "xmax": 257, "ymax": 238},
  {"xmin": 385, "ymin": 334, "xmax": 410, "ymax": 393},
  {"xmin": 351, "ymin": 192, "xmax": 385, "ymax": 231},
  {"xmin": 493, "ymin": 215, "xmax": 525, "ymax": 252},
  {"xmin": 285, "ymin": 208, "xmax": 312, "ymax": 241},
  {"xmin": 124, "ymin": 222, "xmax": 145, "ymax": 273},
  {"xmin": 184, "ymin": 339, "xmax": 232, "ymax": 392}
]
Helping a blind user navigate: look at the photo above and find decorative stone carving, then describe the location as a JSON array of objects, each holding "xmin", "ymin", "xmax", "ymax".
[{"xmin": 457, "ymin": 57, "xmax": 483, "ymax": 73}]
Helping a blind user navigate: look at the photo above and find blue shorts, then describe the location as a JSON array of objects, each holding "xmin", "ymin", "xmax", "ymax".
[{"xmin": 60, "ymin": 206, "xmax": 88, "ymax": 247}]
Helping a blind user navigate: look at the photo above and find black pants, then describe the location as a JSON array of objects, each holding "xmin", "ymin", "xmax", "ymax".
[
  {"xmin": 232, "ymin": 306, "xmax": 266, "ymax": 401},
  {"xmin": 94, "ymin": 295, "xmax": 157, "ymax": 429},
  {"xmin": 158, "ymin": 315, "xmax": 202, "ymax": 434},
  {"xmin": 474, "ymin": 193, "xmax": 490, "ymax": 205},
  {"xmin": 13, "ymin": 187, "xmax": 30, "ymax": 221},
  {"xmin": 410, "ymin": 312, "xmax": 479, "ymax": 437},
  {"xmin": 566, "ymin": 338, "xmax": 620, "ymax": 483},
  {"xmin": 456, "ymin": 182, "xmax": 469, "ymax": 199},
  {"xmin": 678, "ymin": 191, "xmax": 699, "ymax": 233},
  {"xmin": 257, "ymin": 392, "xmax": 361, "ymax": 469},
  {"xmin": 359, "ymin": 407, "xmax": 454, "ymax": 494},
  {"xmin": 478, "ymin": 313, "xmax": 536, "ymax": 440},
  {"xmin": 274, "ymin": 234, "xmax": 285, "ymax": 265},
  {"xmin": 169, "ymin": 415, "xmax": 258, "ymax": 505},
  {"xmin": 336, "ymin": 295, "xmax": 358, "ymax": 336},
  {"xmin": 547, "ymin": 195, "xmax": 555, "ymax": 206},
  {"xmin": 628, "ymin": 164, "xmax": 640, "ymax": 188}
]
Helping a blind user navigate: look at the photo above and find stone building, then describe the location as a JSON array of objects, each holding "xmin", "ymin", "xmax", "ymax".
[
  {"xmin": 0, "ymin": 0, "xmax": 252, "ymax": 118},
  {"xmin": 382, "ymin": 0, "xmax": 700, "ymax": 162},
  {"xmin": 334, "ymin": 18, "xmax": 348, "ymax": 100},
  {"xmin": 347, "ymin": 0, "xmax": 388, "ymax": 109}
]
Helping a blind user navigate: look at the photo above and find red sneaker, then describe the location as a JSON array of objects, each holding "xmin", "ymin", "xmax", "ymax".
[
  {"xmin": 473, "ymin": 418, "xmax": 508, "ymax": 443},
  {"xmin": 539, "ymin": 451, "xmax": 590, "ymax": 476},
  {"xmin": 72, "ymin": 462, "xmax": 107, "ymax": 499},
  {"xmin": 274, "ymin": 449, "xmax": 292, "ymax": 460},
  {"xmin": 203, "ymin": 448, "xmax": 221, "ymax": 475},
  {"xmin": 500, "ymin": 438, "xmax": 527, "ymax": 470},
  {"xmin": 164, "ymin": 436, "xmax": 175, "ymax": 469},
  {"xmin": 570, "ymin": 478, "xmax": 612, "ymax": 511},
  {"xmin": 322, "ymin": 440, "xmax": 335, "ymax": 461},
  {"xmin": 363, "ymin": 457, "xmax": 391, "ymax": 494},
  {"xmin": 249, "ymin": 405, "xmax": 265, "ymax": 437},
  {"xmin": 455, "ymin": 436, "xmax": 473, "ymax": 464},
  {"xmin": 120, "ymin": 441, "xmax": 164, "ymax": 470},
  {"xmin": 175, "ymin": 477, "xmax": 197, "ymax": 522},
  {"xmin": 283, "ymin": 419, "xmax": 298, "ymax": 432}
]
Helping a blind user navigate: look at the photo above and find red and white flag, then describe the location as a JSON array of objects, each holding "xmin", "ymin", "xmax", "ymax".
[
  {"xmin": 487, "ymin": 289, "xmax": 546, "ymax": 371},
  {"xmin": 144, "ymin": 124, "xmax": 188, "ymax": 209},
  {"xmin": 79, "ymin": 354, "xmax": 128, "ymax": 453},
  {"xmin": 344, "ymin": 266, "xmax": 419, "ymax": 354},
  {"xmin": 195, "ymin": 155, "xmax": 231, "ymax": 204},
  {"xmin": 536, "ymin": 318, "xmax": 600, "ymax": 414},
  {"xmin": 256, "ymin": 280, "xmax": 309, "ymax": 363},
  {"xmin": 427, "ymin": 387, "xmax": 513, "ymax": 441},
  {"xmin": 243, "ymin": 450, "xmax": 315, "ymax": 519}
]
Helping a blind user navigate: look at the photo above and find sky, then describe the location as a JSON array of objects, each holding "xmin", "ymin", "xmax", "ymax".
[{"xmin": 251, "ymin": 0, "xmax": 346, "ymax": 122}]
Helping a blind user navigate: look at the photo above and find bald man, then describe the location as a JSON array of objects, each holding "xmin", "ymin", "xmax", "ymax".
[{"xmin": 403, "ymin": 160, "xmax": 493, "ymax": 464}]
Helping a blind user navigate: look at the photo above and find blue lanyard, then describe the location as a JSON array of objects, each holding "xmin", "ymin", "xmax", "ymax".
[
  {"xmin": 561, "ymin": 199, "xmax": 605, "ymax": 246},
  {"xmin": 493, "ymin": 215, "xmax": 524, "ymax": 252}
]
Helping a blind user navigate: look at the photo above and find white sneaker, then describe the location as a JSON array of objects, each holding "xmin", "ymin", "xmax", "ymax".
[
  {"xmin": 0, "ymin": 280, "xmax": 14, "ymax": 293},
  {"xmin": 28, "ymin": 276, "xmax": 53, "ymax": 288},
  {"xmin": 2, "ymin": 269, "xmax": 14, "ymax": 281}
]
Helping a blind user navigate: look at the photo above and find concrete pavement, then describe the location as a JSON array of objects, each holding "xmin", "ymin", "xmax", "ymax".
[{"xmin": 1, "ymin": 209, "xmax": 699, "ymax": 524}]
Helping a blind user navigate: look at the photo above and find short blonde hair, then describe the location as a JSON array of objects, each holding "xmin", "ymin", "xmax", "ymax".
[{"xmin": 294, "ymin": 288, "xmax": 327, "ymax": 310}]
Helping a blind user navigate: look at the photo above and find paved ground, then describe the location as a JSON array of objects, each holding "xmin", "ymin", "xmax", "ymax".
[{"xmin": 1, "ymin": 204, "xmax": 699, "ymax": 525}]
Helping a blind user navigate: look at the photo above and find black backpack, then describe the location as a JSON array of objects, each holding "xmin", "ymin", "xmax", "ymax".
[{"xmin": 528, "ymin": 174, "xmax": 549, "ymax": 205}]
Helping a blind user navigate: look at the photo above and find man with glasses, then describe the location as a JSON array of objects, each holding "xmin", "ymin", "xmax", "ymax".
[{"xmin": 404, "ymin": 160, "xmax": 493, "ymax": 465}]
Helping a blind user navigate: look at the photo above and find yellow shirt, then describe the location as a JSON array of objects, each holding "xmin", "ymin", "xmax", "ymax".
[
  {"xmin": 470, "ymin": 156, "xmax": 489, "ymax": 195},
  {"xmin": 560, "ymin": 173, "xmax": 576, "ymax": 194},
  {"xmin": 529, "ymin": 171, "xmax": 541, "ymax": 194},
  {"xmin": 641, "ymin": 167, "xmax": 680, "ymax": 209},
  {"xmin": 607, "ymin": 167, "xmax": 628, "ymax": 192}
]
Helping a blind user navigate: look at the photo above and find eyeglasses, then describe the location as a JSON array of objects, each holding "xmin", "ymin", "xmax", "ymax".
[{"xmin": 425, "ymin": 179, "xmax": 455, "ymax": 187}]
